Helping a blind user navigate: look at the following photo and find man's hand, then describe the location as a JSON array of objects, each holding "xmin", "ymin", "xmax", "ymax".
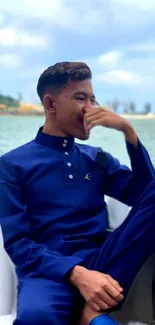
[
  {"xmin": 84, "ymin": 107, "xmax": 138, "ymax": 147},
  {"xmin": 70, "ymin": 266, "xmax": 124, "ymax": 312}
]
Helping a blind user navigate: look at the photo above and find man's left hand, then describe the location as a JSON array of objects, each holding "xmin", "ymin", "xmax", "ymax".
[{"xmin": 84, "ymin": 107, "xmax": 138, "ymax": 147}]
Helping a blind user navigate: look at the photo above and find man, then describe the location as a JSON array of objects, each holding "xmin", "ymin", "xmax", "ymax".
[{"xmin": 0, "ymin": 61, "xmax": 155, "ymax": 325}]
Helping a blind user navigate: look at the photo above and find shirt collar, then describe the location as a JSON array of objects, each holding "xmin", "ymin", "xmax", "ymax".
[{"xmin": 34, "ymin": 126, "xmax": 75, "ymax": 152}]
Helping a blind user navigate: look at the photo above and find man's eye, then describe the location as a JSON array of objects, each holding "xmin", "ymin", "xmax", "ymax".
[
  {"xmin": 91, "ymin": 99, "xmax": 96, "ymax": 105},
  {"xmin": 76, "ymin": 97, "xmax": 84, "ymax": 101}
]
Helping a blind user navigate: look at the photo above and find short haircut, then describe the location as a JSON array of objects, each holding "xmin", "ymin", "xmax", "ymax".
[{"xmin": 37, "ymin": 61, "xmax": 92, "ymax": 102}]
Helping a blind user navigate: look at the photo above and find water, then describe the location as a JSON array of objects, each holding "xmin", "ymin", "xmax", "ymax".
[{"xmin": 0, "ymin": 116, "xmax": 155, "ymax": 167}]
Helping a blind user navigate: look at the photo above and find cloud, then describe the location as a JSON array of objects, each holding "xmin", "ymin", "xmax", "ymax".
[
  {"xmin": 0, "ymin": 0, "xmax": 155, "ymax": 37},
  {"xmin": 109, "ymin": 0, "xmax": 155, "ymax": 29},
  {"xmin": 0, "ymin": 27, "xmax": 47, "ymax": 47},
  {"xmin": 0, "ymin": 0, "xmax": 61, "ymax": 19},
  {"xmin": 0, "ymin": 53, "xmax": 21, "ymax": 68},
  {"xmin": 112, "ymin": 0, "xmax": 155, "ymax": 10},
  {"xmin": 129, "ymin": 41, "xmax": 155, "ymax": 53},
  {"xmin": 0, "ymin": 0, "xmax": 155, "ymax": 104},
  {"xmin": 86, "ymin": 38, "xmax": 155, "ymax": 90},
  {"xmin": 0, "ymin": 12, "xmax": 4, "ymax": 24},
  {"xmin": 97, "ymin": 51, "xmax": 123, "ymax": 68},
  {"xmin": 0, "ymin": 0, "xmax": 155, "ymax": 38},
  {"xmin": 0, "ymin": 0, "xmax": 106, "ymax": 33},
  {"xmin": 95, "ymin": 70, "xmax": 142, "ymax": 85}
]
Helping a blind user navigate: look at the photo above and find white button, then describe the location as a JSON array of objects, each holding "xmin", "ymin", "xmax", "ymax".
[
  {"xmin": 65, "ymin": 152, "xmax": 69, "ymax": 155},
  {"xmin": 69, "ymin": 174, "xmax": 73, "ymax": 179},
  {"xmin": 67, "ymin": 162, "xmax": 72, "ymax": 167},
  {"xmin": 64, "ymin": 139, "xmax": 68, "ymax": 143},
  {"xmin": 63, "ymin": 143, "xmax": 67, "ymax": 147}
]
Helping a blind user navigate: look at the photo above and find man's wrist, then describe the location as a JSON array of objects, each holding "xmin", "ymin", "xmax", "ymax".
[
  {"xmin": 69, "ymin": 265, "xmax": 87, "ymax": 286},
  {"xmin": 123, "ymin": 123, "xmax": 138, "ymax": 147}
]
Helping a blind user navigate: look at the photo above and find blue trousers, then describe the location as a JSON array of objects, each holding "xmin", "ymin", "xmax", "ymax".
[{"xmin": 14, "ymin": 180, "xmax": 155, "ymax": 325}]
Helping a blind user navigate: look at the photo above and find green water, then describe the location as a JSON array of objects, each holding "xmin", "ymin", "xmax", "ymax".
[{"xmin": 0, "ymin": 116, "xmax": 155, "ymax": 167}]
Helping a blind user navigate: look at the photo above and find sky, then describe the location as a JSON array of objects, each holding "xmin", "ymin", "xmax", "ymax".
[{"xmin": 0, "ymin": 0, "xmax": 155, "ymax": 111}]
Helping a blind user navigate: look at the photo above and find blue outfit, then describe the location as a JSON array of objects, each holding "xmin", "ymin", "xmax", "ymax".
[
  {"xmin": 90, "ymin": 315, "xmax": 119, "ymax": 325},
  {"xmin": 0, "ymin": 126, "xmax": 155, "ymax": 325}
]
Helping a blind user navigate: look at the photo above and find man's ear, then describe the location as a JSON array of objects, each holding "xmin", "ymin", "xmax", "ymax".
[{"xmin": 43, "ymin": 94, "xmax": 56, "ymax": 113}]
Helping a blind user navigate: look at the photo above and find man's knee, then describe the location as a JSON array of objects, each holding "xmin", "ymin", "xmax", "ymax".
[
  {"xmin": 138, "ymin": 179, "xmax": 155, "ymax": 206},
  {"xmin": 145, "ymin": 179, "xmax": 155, "ymax": 197},
  {"xmin": 16, "ymin": 305, "xmax": 56, "ymax": 325}
]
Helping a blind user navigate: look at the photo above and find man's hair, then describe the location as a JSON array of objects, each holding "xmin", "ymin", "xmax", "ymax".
[{"xmin": 37, "ymin": 61, "xmax": 92, "ymax": 102}]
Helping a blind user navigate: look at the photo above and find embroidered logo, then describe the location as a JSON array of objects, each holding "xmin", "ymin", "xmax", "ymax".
[{"xmin": 84, "ymin": 173, "xmax": 92, "ymax": 181}]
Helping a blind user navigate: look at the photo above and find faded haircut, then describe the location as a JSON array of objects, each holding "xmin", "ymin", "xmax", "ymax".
[{"xmin": 36, "ymin": 61, "xmax": 92, "ymax": 103}]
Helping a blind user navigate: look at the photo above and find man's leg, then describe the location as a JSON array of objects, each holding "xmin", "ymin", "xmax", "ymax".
[
  {"xmin": 13, "ymin": 277, "xmax": 81, "ymax": 325},
  {"xmin": 86, "ymin": 179, "xmax": 155, "ymax": 302}
]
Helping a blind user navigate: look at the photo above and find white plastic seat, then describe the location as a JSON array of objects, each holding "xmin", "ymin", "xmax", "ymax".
[
  {"xmin": 0, "ymin": 197, "xmax": 154, "ymax": 325},
  {"xmin": 0, "ymin": 227, "xmax": 16, "ymax": 324}
]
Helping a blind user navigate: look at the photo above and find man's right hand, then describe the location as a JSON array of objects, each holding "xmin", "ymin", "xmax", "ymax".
[{"xmin": 70, "ymin": 266, "xmax": 124, "ymax": 312}]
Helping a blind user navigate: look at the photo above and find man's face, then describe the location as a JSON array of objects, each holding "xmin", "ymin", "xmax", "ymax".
[{"xmin": 51, "ymin": 79, "xmax": 96, "ymax": 140}]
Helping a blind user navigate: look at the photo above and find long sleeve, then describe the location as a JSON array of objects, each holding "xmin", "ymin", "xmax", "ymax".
[
  {"xmin": 0, "ymin": 156, "xmax": 83, "ymax": 281},
  {"xmin": 102, "ymin": 138, "xmax": 155, "ymax": 206}
]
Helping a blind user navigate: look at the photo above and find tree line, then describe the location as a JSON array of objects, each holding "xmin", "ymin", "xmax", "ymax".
[
  {"xmin": 104, "ymin": 99, "xmax": 153, "ymax": 114},
  {"xmin": 0, "ymin": 93, "xmax": 153, "ymax": 114},
  {"xmin": 0, "ymin": 93, "xmax": 20, "ymax": 108}
]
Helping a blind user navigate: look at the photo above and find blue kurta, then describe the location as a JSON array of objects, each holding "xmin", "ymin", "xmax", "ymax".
[{"xmin": 0, "ymin": 127, "xmax": 154, "ymax": 284}]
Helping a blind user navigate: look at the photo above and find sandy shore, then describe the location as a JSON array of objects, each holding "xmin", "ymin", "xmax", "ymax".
[
  {"xmin": 0, "ymin": 112, "xmax": 155, "ymax": 119},
  {"xmin": 120, "ymin": 114, "xmax": 155, "ymax": 119}
]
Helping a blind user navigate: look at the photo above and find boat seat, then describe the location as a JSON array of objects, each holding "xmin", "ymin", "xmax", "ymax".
[{"xmin": 0, "ymin": 196, "xmax": 155, "ymax": 325}]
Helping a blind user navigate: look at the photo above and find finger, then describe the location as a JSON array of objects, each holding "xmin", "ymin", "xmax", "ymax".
[
  {"xmin": 95, "ymin": 297, "xmax": 111, "ymax": 311},
  {"xmin": 84, "ymin": 108, "xmax": 103, "ymax": 118},
  {"xmin": 100, "ymin": 106, "xmax": 113, "ymax": 113},
  {"xmin": 85, "ymin": 106, "xmax": 110, "ymax": 116},
  {"xmin": 107, "ymin": 275, "xmax": 123, "ymax": 292},
  {"xmin": 86, "ymin": 118, "xmax": 105, "ymax": 133},
  {"xmin": 89, "ymin": 301, "xmax": 102, "ymax": 312},
  {"xmin": 85, "ymin": 112, "xmax": 106, "ymax": 126},
  {"xmin": 99, "ymin": 291, "xmax": 119, "ymax": 307},
  {"xmin": 105, "ymin": 283, "xmax": 124, "ymax": 302}
]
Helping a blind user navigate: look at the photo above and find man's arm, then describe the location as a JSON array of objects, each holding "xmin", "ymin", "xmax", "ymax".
[
  {"xmin": 84, "ymin": 107, "xmax": 155, "ymax": 206},
  {"xmin": 0, "ymin": 156, "xmax": 83, "ymax": 282},
  {"xmin": 68, "ymin": 108, "xmax": 155, "ymax": 313},
  {"xmin": 103, "ymin": 129, "xmax": 155, "ymax": 206}
]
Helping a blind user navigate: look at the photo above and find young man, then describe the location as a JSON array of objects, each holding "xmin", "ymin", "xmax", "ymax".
[{"xmin": 0, "ymin": 62, "xmax": 155, "ymax": 325}]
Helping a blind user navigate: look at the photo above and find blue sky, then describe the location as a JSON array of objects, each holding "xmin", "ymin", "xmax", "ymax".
[{"xmin": 0, "ymin": 0, "xmax": 155, "ymax": 111}]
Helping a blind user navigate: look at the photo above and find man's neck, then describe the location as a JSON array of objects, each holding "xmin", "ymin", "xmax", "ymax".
[{"xmin": 42, "ymin": 122, "xmax": 69, "ymax": 138}]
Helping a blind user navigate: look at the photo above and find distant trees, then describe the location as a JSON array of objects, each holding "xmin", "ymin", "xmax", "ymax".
[
  {"xmin": 0, "ymin": 93, "xmax": 19, "ymax": 108},
  {"xmin": 0, "ymin": 91, "xmax": 153, "ymax": 115},
  {"xmin": 122, "ymin": 101, "xmax": 129, "ymax": 114},
  {"xmin": 103, "ymin": 99, "xmax": 153, "ymax": 114},
  {"xmin": 143, "ymin": 102, "xmax": 152, "ymax": 114},
  {"xmin": 128, "ymin": 101, "xmax": 136, "ymax": 114},
  {"xmin": 104, "ymin": 99, "xmax": 120, "ymax": 112},
  {"xmin": 111, "ymin": 98, "xmax": 120, "ymax": 113},
  {"xmin": 0, "ymin": 92, "xmax": 20, "ymax": 111}
]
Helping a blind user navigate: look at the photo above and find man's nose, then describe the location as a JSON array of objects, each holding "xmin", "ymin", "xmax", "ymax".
[{"xmin": 83, "ymin": 101, "xmax": 93, "ymax": 113}]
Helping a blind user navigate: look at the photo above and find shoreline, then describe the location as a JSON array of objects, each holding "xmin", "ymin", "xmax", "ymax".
[
  {"xmin": 1, "ymin": 112, "xmax": 155, "ymax": 119},
  {"xmin": 0, "ymin": 112, "xmax": 44, "ymax": 116},
  {"xmin": 120, "ymin": 114, "xmax": 155, "ymax": 119}
]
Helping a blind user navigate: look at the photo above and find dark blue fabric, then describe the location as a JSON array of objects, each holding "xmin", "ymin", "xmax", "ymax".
[
  {"xmin": 86, "ymin": 179, "xmax": 155, "ymax": 299},
  {"xmin": 14, "ymin": 180, "xmax": 155, "ymax": 325},
  {"xmin": 0, "ymin": 126, "xmax": 155, "ymax": 325},
  {"xmin": 15, "ymin": 278, "xmax": 80, "ymax": 325}
]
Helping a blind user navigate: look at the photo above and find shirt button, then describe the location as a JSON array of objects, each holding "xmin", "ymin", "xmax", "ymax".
[
  {"xmin": 63, "ymin": 143, "xmax": 67, "ymax": 147},
  {"xmin": 65, "ymin": 152, "xmax": 69, "ymax": 155},
  {"xmin": 64, "ymin": 140, "xmax": 68, "ymax": 143},
  {"xmin": 69, "ymin": 174, "xmax": 73, "ymax": 179},
  {"xmin": 67, "ymin": 162, "xmax": 72, "ymax": 167}
]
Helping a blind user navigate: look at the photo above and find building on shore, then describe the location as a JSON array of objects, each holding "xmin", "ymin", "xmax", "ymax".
[{"xmin": 18, "ymin": 101, "xmax": 44, "ymax": 115}]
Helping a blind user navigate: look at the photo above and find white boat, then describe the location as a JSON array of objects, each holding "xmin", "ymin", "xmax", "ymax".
[{"xmin": 0, "ymin": 196, "xmax": 154, "ymax": 325}]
